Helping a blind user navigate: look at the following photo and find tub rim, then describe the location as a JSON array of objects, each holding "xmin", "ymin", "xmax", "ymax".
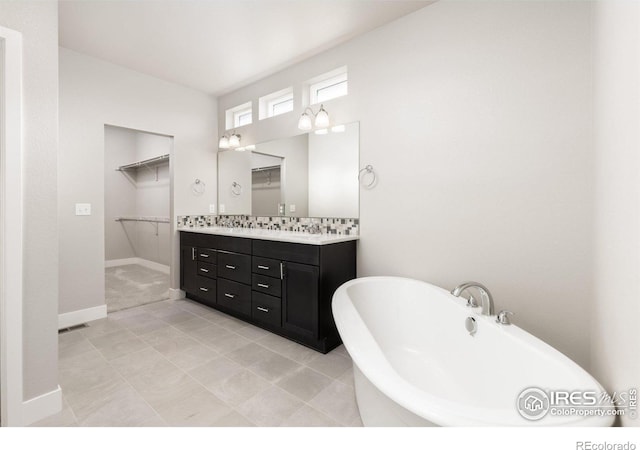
[{"xmin": 332, "ymin": 276, "xmax": 614, "ymax": 427}]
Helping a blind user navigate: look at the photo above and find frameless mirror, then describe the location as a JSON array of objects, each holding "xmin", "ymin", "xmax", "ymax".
[{"xmin": 217, "ymin": 121, "xmax": 359, "ymax": 218}]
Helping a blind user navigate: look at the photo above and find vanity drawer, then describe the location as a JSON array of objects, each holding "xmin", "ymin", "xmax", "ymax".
[
  {"xmin": 217, "ymin": 235, "xmax": 252, "ymax": 254},
  {"xmin": 252, "ymin": 273, "xmax": 281, "ymax": 297},
  {"xmin": 217, "ymin": 278, "xmax": 251, "ymax": 316},
  {"xmin": 197, "ymin": 248, "xmax": 217, "ymax": 263},
  {"xmin": 252, "ymin": 256, "xmax": 281, "ymax": 278},
  {"xmin": 252, "ymin": 239, "xmax": 319, "ymax": 266},
  {"xmin": 197, "ymin": 262, "xmax": 217, "ymax": 280},
  {"xmin": 194, "ymin": 276, "xmax": 217, "ymax": 307},
  {"xmin": 217, "ymin": 251, "xmax": 251, "ymax": 284},
  {"xmin": 252, "ymin": 292, "xmax": 282, "ymax": 328}
]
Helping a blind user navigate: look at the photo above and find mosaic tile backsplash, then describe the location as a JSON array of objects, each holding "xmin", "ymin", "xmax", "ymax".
[{"xmin": 177, "ymin": 215, "xmax": 359, "ymax": 235}]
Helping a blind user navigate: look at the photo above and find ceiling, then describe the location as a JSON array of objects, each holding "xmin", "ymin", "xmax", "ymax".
[{"xmin": 58, "ymin": 0, "xmax": 432, "ymax": 96}]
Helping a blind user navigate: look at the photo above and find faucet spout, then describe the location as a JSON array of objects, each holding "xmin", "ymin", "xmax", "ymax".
[{"xmin": 451, "ymin": 281, "xmax": 494, "ymax": 316}]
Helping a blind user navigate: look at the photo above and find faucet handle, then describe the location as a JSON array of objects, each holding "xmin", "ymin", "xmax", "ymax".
[
  {"xmin": 466, "ymin": 295, "xmax": 479, "ymax": 308},
  {"xmin": 496, "ymin": 310, "xmax": 515, "ymax": 325}
]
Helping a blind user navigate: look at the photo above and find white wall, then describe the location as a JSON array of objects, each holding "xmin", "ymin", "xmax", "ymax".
[
  {"xmin": 218, "ymin": 1, "xmax": 594, "ymax": 368},
  {"xmin": 592, "ymin": 0, "xmax": 640, "ymax": 427},
  {"xmin": 308, "ymin": 122, "xmax": 359, "ymax": 218},
  {"xmin": 0, "ymin": 1, "xmax": 59, "ymax": 402},
  {"xmin": 59, "ymin": 48, "xmax": 217, "ymax": 317}
]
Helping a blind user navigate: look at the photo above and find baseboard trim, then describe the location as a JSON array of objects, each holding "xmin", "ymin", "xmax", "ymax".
[
  {"xmin": 105, "ymin": 257, "xmax": 170, "ymax": 274},
  {"xmin": 58, "ymin": 305, "xmax": 107, "ymax": 330},
  {"xmin": 22, "ymin": 385, "xmax": 62, "ymax": 426},
  {"xmin": 169, "ymin": 288, "xmax": 185, "ymax": 300},
  {"xmin": 105, "ymin": 257, "xmax": 138, "ymax": 268}
]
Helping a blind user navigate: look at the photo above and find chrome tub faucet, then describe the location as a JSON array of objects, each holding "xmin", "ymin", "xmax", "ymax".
[{"xmin": 451, "ymin": 281, "xmax": 495, "ymax": 316}]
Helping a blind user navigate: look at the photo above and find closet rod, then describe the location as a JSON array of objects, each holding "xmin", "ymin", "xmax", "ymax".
[
  {"xmin": 115, "ymin": 216, "xmax": 170, "ymax": 224},
  {"xmin": 252, "ymin": 165, "xmax": 281, "ymax": 172}
]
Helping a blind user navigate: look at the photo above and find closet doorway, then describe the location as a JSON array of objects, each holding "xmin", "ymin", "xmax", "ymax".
[{"xmin": 104, "ymin": 126, "xmax": 173, "ymax": 313}]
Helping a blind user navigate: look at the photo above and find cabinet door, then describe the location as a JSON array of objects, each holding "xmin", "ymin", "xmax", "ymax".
[
  {"xmin": 282, "ymin": 261, "xmax": 319, "ymax": 339},
  {"xmin": 180, "ymin": 245, "xmax": 198, "ymax": 293}
]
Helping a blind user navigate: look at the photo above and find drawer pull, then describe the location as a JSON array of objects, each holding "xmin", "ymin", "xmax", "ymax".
[
  {"xmin": 257, "ymin": 283, "xmax": 270, "ymax": 289},
  {"xmin": 199, "ymin": 287, "xmax": 209, "ymax": 292},
  {"xmin": 224, "ymin": 293, "xmax": 235, "ymax": 299},
  {"xmin": 257, "ymin": 265, "xmax": 270, "ymax": 270},
  {"xmin": 257, "ymin": 306, "xmax": 269, "ymax": 313},
  {"xmin": 200, "ymin": 253, "xmax": 209, "ymax": 258},
  {"xmin": 225, "ymin": 265, "xmax": 236, "ymax": 270},
  {"xmin": 192, "ymin": 247, "xmax": 196, "ymax": 260},
  {"xmin": 200, "ymin": 268, "xmax": 209, "ymax": 273}
]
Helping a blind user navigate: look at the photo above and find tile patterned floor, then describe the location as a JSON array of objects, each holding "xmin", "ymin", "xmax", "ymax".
[
  {"xmin": 105, "ymin": 264, "xmax": 170, "ymax": 313},
  {"xmin": 34, "ymin": 298, "xmax": 362, "ymax": 427}
]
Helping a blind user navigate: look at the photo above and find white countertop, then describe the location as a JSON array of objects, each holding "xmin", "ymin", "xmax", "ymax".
[{"xmin": 179, "ymin": 226, "xmax": 359, "ymax": 245}]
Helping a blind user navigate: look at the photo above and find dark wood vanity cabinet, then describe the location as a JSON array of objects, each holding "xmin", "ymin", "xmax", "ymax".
[{"xmin": 179, "ymin": 230, "xmax": 356, "ymax": 353}]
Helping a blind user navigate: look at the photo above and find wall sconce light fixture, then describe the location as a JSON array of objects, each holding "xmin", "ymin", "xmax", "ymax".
[
  {"xmin": 298, "ymin": 104, "xmax": 330, "ymax": 131},
  {"xmin": 219, "ymin": 131, "xmax": 241, "ymax": 149}
]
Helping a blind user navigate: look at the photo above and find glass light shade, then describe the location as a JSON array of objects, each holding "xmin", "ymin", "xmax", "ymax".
[
  {"xmin": 314, "ymin": 105, "xmax": 330, "ymax": 128},
  {"xmin": 228, "ymin": 133, "xmax": 241, "ymax": 148},
  {"xmin": 218, "ymin": 135, "xmax": 229, "ymax": 149},
  {"xmin": 298, "ymin": 112, "xmax": 312, "ymax": 131}
]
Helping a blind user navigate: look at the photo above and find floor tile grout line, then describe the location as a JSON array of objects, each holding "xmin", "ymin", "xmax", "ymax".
[
  {"xmin": 74, "ymin": 330, "xmax": 167, "ymax": 427},
  {"xmin": 64, "ymin": 297, "xmax": 359, "ymax": 427},
  {"xmin": 200, "ymin": 344, "xmax": 352, "ymax": 426}
]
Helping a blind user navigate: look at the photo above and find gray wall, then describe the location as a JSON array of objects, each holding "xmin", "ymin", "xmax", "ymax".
[
  {"xmin": 0, "ymin": 1, "xmax": 59, "ymax": 400},
  {"xmin": 104, "ymin": 126, "xmax": 172, "ymax": 266},
  {"xmin": 217, "ymin": 1, "xmax": 594, "ymax": 368},
  {"xmin": 104, "ymin": 126, "xmax": 138, "ymax": 261},
  {"xmin": 255, "ymin": 134, "xmax": 308, "ymax": 217},
  {"xmin": 59, "ymin": 48, "xmax": 217, "ymax": 316},
  {"xmin": 592, "ymin": 0, "xmax": 640, "ymax": 427}
]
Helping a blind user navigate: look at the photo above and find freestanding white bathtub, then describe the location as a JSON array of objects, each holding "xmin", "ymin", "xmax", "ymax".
[{"xmin": 332, "ymin": 277, "xmax": 614, "ymax": 427}]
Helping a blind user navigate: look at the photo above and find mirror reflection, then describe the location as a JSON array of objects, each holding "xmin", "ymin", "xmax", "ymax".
[{"xmin": 217, "ymin": 121, "xmax": 359, "ymax": 218}]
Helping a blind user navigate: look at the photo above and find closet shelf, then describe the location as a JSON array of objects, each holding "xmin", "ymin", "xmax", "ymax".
[
  {"xmin": 115, "ymin": 216, "xmax": 170, "ymax": 224},
  {"xmin": 116, "ymin": 154, "xmax": 170, "ymax": 171}
]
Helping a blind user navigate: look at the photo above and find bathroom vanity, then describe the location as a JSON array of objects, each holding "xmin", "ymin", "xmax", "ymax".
[{"xmin": 179, "ymin": 228, "xmax": 357, "ymax": 353}]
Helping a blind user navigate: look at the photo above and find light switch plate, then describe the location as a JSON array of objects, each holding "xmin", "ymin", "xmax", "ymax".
[
  {"xmin": 289, "ymin": 204, "xmax": 296, "ymax": 212},
  {"xmin": 219, "ymin": 204, "xmax": 226, "ymax": 214},
  {"xmin": 75, "ymin": 203, "xmax": 91, "ymax": 216},
  {"xmin": 209, "ymin": 204, "xmax": 216, "ymax": 214}
]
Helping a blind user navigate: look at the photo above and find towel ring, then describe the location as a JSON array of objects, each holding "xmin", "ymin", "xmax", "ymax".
[
  {"xmin": 191, "ymin": 179, "xmax": 206, "ymax": 195},
  {"xmin": 231, "ymin": 181, "xmax": 242, "ymax": 196},
  {"xmin": 358, "ymin": 165, "xmax": 376, "ymax": 188}
]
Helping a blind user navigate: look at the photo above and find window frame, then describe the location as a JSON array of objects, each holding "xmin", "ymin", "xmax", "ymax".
[
  {"xmin": 259, "ymin": 87, "xmax": 294, "ymax": 120},
  {"xmin": 225, "ymin": 101, "xmax": 253, "ymax": 130},
  {"xmin": 309, "ymin": 69, "xmax": 348, "ymax": 105}
]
